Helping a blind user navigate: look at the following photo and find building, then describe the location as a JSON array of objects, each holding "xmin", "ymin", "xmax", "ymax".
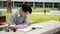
[{"xmin": 0, "ymin": 0, "xmax": 60, "ymax": 10}]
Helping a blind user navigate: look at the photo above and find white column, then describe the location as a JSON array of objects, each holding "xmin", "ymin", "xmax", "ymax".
[
  {"xmin": 2, "ymin": 1, "xmax": 3, "ymax": 8},
  {"xmin": 52, "ymin": 2, "xmax": 54, "ymax": 10},
  {"xmin": 33, "ymin": 2, "xmax": 35, "ymax": 8},
  {"xmin": 13, "ymin": 1, "xmax": 14, "ymax": 8},
  {"xmin": 43, "ymin": 2, "xmax": 45, "ymax": 9},
  {"xmin": 23, "ymin": 2, "xmax": 25, "ymax": 4}
]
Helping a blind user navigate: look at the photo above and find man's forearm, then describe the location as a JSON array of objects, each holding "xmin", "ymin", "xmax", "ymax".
[
  {"xmin": 15, "ymin": 24, "xmax": 24, "ymax": 29},
  {"xmin": 7, "ymin": 22, "xmax": 15, "ymax": 29}
]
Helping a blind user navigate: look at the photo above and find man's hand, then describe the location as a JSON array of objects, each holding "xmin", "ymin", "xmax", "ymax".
[
  {"xmin": 12, "ymin": 22, "xmax": 16, "ymax": 25},
  {"xmin": 10, "ymin": 22, "xmax": 16, "ymax": 28},
  {"xmin": 23, "ymin": 24, "xmax": 28, "ymax": 28}
]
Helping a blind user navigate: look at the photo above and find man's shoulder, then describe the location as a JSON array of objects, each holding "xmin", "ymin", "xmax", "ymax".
[
  {"xmin": 11, "ymin": 8, "xmax": 20, "ymax": 15},
  {"xmin": 11, "ymin": 10, "xmax": 18, "ymax": 17}
]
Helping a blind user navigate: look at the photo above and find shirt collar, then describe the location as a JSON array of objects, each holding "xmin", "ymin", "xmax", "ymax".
[{"xmin": 18, "ymin": 11, "xmax": 20, "ymax": 17}]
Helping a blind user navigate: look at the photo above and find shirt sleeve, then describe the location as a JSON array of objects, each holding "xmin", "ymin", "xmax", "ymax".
[
  {"xmin": 8, "ymin": 15, "xmax": 15, "ymax": 24},
  {"xmin": 8, "ymin": 11, "xmax": 17, "ymax": 25},
  {"xmin": 15, "ymin": 24, "xmax": 24, "ymax": 28},
  {"xmin": 7, "ymin": 12, "xmax": 16, "ymax": 29}
]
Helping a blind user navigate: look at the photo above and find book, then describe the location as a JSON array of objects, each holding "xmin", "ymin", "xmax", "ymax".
[{"xmin": 17, "ymin": 24, "xmax": 44, "ymax": 32}]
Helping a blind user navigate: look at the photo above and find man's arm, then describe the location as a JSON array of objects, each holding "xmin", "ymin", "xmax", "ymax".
[
  {"xmin": 23, "ymin": 16, "xmax": 29, "ymax": 28},
  {"xmin": 8, "ymin": 15, "xmax": 15, "ymax": 25},
  {"xmin": 14, "ymin": 16, "xmax": 29, "ymax": 28},
  {"xmin": 24, "ymin": 16, "xmax": 28, "ymax": 24},
  {"xmin": 7, "ymin": 14, "xmax": 16, "ymax": 30}
]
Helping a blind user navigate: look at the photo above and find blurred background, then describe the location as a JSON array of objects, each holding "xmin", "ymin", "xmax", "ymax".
[{"xmin": 0, "ymin": 0, "xmax": 60, "ymax": 23}]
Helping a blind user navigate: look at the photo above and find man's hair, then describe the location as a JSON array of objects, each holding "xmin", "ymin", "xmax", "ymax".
[{"xmin": 21, "ymin": 4, "xmax": 32, "ymax": 14}]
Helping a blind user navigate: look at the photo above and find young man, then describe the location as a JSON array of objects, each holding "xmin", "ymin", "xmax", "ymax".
[{"xmin": 7, "ymin": 4, "xmax": 32, "ymax": 29}]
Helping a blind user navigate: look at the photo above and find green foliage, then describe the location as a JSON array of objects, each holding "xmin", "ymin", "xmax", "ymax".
[{"xmin": 2, "ymin": 11, "xmax": 11, "ymax": 19}]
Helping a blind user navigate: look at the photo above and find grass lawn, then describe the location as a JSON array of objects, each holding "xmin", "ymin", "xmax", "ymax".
[
  {"xmin": 32, "ymin": 8, "xmax": 50, "ymax": 13},
  {"xmin": 28, "ymin": 14, "xmax": 60, "ymax": 23},
  {"xmin": 2, "ymin": 11, "xmax": 60, "ymax": 24}
]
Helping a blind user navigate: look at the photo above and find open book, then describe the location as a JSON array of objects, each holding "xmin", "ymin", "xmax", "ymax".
[
  {"xmin": 17, "ymin": 26, "xmax": 32, "ymax": 32},
  {"xmin": 17, "ymin": 24, "xmax": 44, "ymax": 32}
]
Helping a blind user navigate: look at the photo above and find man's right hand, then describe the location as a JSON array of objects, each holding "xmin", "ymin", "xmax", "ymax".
[
  {"xmin": 12, "ymin": 22, "xmax": 16, "ymax": 25},
  {"xmin": 23, "ymin": 24, "xmax": 28, "ymax": 28}
]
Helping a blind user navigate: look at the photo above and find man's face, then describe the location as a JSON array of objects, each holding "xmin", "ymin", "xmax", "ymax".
[
  {"xmin": 22, "ymin": 11, "xmax": 29, "ymax": 17},
  {"xmin": 20, "ymin": 9, "xmax": 29, "ymax": 17}
]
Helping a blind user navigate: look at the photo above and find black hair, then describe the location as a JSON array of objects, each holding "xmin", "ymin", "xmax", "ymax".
[{"xmin": 21, "ymin": 4, "xmax": 32, "ymax": 14}]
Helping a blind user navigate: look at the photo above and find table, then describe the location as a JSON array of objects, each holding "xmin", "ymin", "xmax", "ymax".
[{"xmin": 0, "ymin": 20, "xmax": 60, "ymax": 34}]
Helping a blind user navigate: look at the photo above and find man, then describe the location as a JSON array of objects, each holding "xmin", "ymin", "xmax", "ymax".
[{"xmin": 7, "ymin": 4, "xmax": 32, "ymax": 30}]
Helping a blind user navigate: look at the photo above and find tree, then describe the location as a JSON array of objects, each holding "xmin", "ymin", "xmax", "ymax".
[{"xmin": 7, "ymin": 0, "xmax": 12, "ymax": 13}]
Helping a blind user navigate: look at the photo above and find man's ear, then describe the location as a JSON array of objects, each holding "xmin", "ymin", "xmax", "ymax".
[
  {"xmin": 19, "ymin": 9, "xmax": 22, "ymax": 13},
  {"xmin": 20, "ymin": 9, "xmax": 24, "ymax": 12}
]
